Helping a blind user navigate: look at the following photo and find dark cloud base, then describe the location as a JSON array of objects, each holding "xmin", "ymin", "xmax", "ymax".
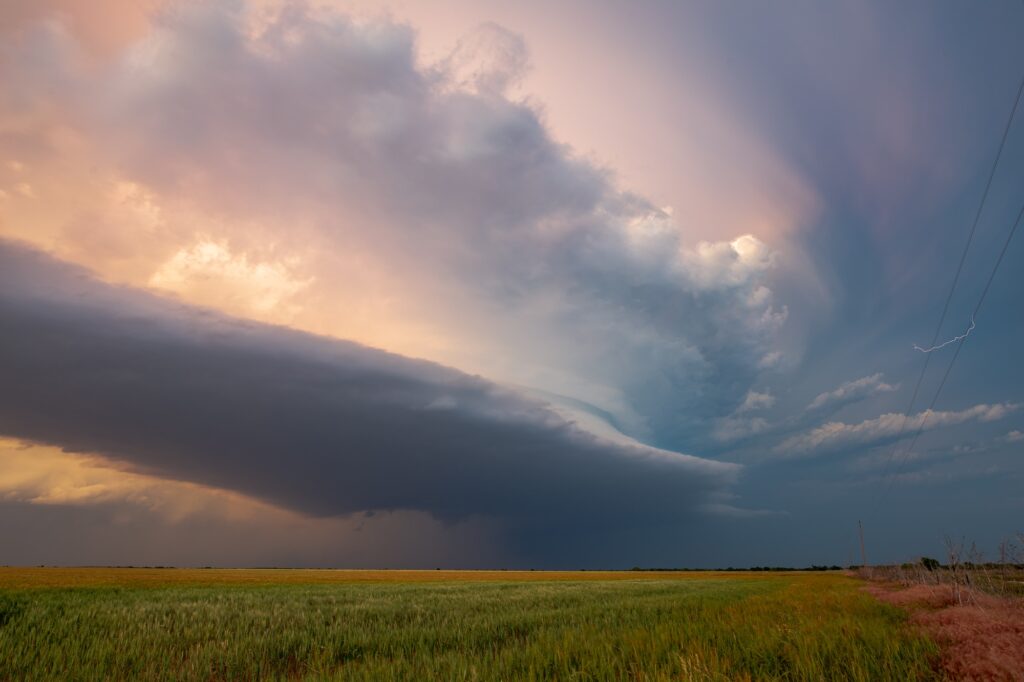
[{"xmin": 0, "ymin": 240, "xmax": 736, "ymax": 560}]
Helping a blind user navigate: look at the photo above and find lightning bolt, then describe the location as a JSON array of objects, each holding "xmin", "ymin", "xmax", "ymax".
[{"xmin": 913, "ymin": 316, "xmax": 975, "ymax": 353}]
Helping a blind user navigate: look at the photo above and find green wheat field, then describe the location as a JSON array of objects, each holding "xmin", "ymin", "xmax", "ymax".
[{"xmin": 0, "ymin": 568, "xmax": 938, "ymax": 681}]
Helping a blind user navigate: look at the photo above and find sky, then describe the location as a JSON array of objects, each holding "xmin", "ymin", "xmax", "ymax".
[{"xmin": 0, "ymin": 0, "xmax": 1022, "ymax": 569}]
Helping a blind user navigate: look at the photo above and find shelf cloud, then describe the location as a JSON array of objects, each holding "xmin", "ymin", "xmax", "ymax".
[{"xmin": 0, "ymin": 240, "xmax": 738, "ymax": 549}]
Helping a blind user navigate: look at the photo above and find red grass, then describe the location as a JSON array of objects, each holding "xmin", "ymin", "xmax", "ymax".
[
  {"xmin": 864, "ymin": 583, "xmax": 957, "ymax": 609},
  {"xmin": 866, "ymin": 583, "xmax": 1024, "ymax": 681},
  {"xmin": 916, "ymin": 603, "xmax": 1024, "ymax": 681}
]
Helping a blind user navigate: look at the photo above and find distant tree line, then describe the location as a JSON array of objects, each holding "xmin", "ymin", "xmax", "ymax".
[{"xmin": 629, "ymin": 565, "xmax": 845, "ymax": 572}]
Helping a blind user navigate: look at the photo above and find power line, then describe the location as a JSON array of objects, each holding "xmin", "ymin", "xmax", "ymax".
[
  {"xmin": 929, "ymin": 74, "xmax": 1024, "ymax": 353},
  {"xmin": 882, "ymin": 201, "xmax": 1024, "ymax": 495},
  {"xmin": 872, "ymin": 72, "xmax": 1024, "ymax": 496}
]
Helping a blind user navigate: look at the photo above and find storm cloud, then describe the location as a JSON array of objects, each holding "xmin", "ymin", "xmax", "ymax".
[
  {"xmin": 0, "ymin": 1, "xmax": 792, "ymax": 449},
  {"xmin": 1, "ymin": 0, "xmax": 1022, "ymax": 567},
  {"xmin": 0, "ymin": 240, "xmax": 737, "ymax": 544}
]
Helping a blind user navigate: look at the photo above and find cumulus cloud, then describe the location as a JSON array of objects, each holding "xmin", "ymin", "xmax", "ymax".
[
  {"xmin": 0, "ymin": 2, "xmax": 792, "ymax": 448},
  {"xmin": 149, "ymin": 237, "xmax": 311, "ymax": 317},
  {"xmin": 681, "ymin": 235, "xmax": 776, "ymax": 289},
  {"xmin": 441, "ymin": 22, "xmax": 529, "ymax": 96},
  {"xmin": 806, "ymin": 373, "xmax": 899, "ymax": 412},
  {"xmin": 775, "ymin": 403, "xmax": 1020, "ymax": 458},
  {"xmin": 0, "ymin": 241, "xmax": 738, "ymax": 556}
]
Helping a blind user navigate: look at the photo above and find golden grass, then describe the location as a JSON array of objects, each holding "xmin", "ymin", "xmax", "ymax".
[{"xmin": 0, "ymin": 571, "xmax": 939, "ymax": 680}]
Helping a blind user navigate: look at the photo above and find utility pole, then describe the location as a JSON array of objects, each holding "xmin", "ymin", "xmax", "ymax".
[{"xmin": 858, "ymin": 520, "xmax": 869, "ymax": 573}]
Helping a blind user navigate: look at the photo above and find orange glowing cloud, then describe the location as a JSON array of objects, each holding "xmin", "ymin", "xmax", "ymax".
[
  {"xmin": 0, "ymin": 0, "xmax": 812, "ymax": 446},
  {"xmin": 0, "ymin": 437, "xmax": 506, "ymax": 567}
]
